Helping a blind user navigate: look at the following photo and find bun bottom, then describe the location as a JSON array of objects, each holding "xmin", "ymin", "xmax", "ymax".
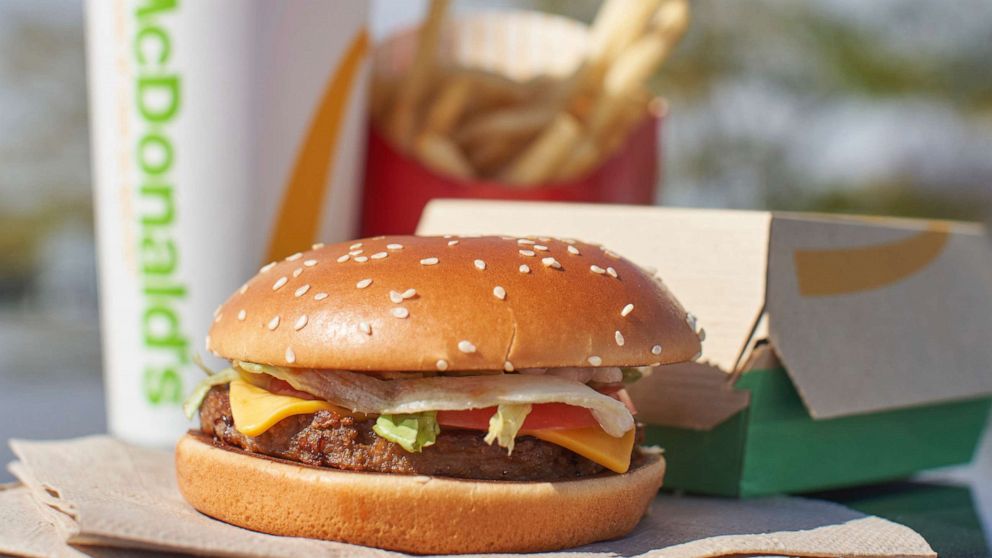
[{"xmin": 175, "ymin": 432, "xmax": 665, "ymax": 554}]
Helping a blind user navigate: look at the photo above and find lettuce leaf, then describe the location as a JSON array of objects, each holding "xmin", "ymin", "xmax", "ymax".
[
  {"xmin": 373, "ymin": 412, "xmax": 440, "ymax": 453},
  {"xmin": 483, "ymin": 404, "xmax": 532, "ymax": 454},
  {"xmin": 621, "ymin": 367, "xmax": 644, "ymax": 384},
  {"xmin": 182, "ymin": 367, "xmax": 240, "ymax": 419}
]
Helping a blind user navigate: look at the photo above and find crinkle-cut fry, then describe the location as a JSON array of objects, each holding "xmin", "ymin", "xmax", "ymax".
[
  {"xmin": 414, "ymin": 132, "xmax": 475, "ymax": 180},
  {"xmin": 500, "ymin": 113, "xmax": 582, "ymax": 186},
  {"xmin": 422, "ymin": 74, "xmax": 473, "ymax": 136},
  {"xmin": 455, "ymin": 104, "xmax": 557, "ymax": 146},
  {"xmin": 387, "ymin": 0, "xmax": 451, "ymax": 151}
]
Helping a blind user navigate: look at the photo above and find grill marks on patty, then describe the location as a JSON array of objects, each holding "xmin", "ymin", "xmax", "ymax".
[{"xmin": 199, "ymin": 386, "xmax": 635, "ymax": 481}]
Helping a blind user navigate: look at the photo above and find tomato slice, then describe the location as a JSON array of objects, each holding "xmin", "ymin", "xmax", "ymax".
[{"xmin": 437, "ymin": 403, "xmax": 599, "ymax": 432}]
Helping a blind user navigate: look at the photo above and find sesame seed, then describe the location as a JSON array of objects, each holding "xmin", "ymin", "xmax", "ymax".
[
  {"xmin": 651, "ymin": 345, "xmax": 663, "ymax": 355},
  {"xmin": 273, "ymin": 276, "xmax": 288, "ymax": 290},
  {"xmin": 519, "ymin": 264, "xmax": 530, "ymax": 273},
  {"xmin": 359, "ymin": 322, "xmax": 372, "ymax": 335},
  {"xmin": 615, "ymin": 331, "xmax": 625, "ymax": 346},
  {"xmin": 350, "ymin": 242, "xmax": 363, "ymax": 250},
  {"xmin": 698, "ymin": 328, "xmax": 707, "ymax": 342},
  {"xmin": 567, "ymin": 245, "xmax": 580, "ymax": 255},
  {"xmin": 493, "ymin": 286, "xmax": 506, "ymax": 300},
  {"xmin": 387, "ymin": 243, "xmax": 403, "ymax": 250},
  {"xmin": 448, "ymin": 240, "xmax": 459, "ymax": 246},
  {"xmin": 214, "ymin": 313, "xmax": 222, "ymax": 323},
  {"xmin": 606, "ymin": 266, "xmax": 618, "ymax": 278},
  {"xmin": 285, "ymin": 347, "xmax": 296, "ymax": 364},
  {"xmin": 504, "ymin": 361, "xmax": 514, "ymax": 372},
  {"xmin": 562, "ymin": 238, "xmax": 576, "ymax": 244},
  {"xmin": 372, "ymin": 236, "xmax": 385, "ymax": 240},
  {"xmin": 239, "ymin": 283, "xmax": 249, "ymax": 294},
  {"xmin": 519, "ymin": 249, "xmax": 535, "ymax": 257},
  {"xmin": 292, "ymin": 267, "xmax": 303, "ymax": 278},
  {"xmin": 692, "ymin": 351, "xmax": 702, "ymax": 361},
  {"xmin": 314, "ymin": 292, "xmax": 328, "ymax": 301},
  {"xmin": 312, "ymin": 242, "xmax": 324, "ymax": 250},
  {"xmin": 401, "ymin": 288, "xmax": 416, "ymax": 299},
  {"xmin": 458, "ymin": 340, "xmax": 476, "ymax": 354},
  {"xmin": 534, "ymin": 244, "xmax": 548, "ymax": 251},
  {"xmin": 356, "ymin": 278, "xmax": 373, "ymax": 289},
  {"xmin": 391, "ymin": 307, "xmax": 409, "ymax": 319},
  {"xmin": 420, "ymin": 257, "xmax": 439, "ymax": 266},
  {"xmin": 538, "ymin": 236, "xmax": 550, "ymax": 242},
  {"xmin": 621, "ymin": 303, "xmax": 634, "ymax": 317},
  {"xmin": 286, "ymin": 252, "xmax": 302, "ymax": 261},
  {"xmin": 303, "ymin": 259, "xmax": 318, "ymax": 267},
  {"xmin": 436, "ymin": 359, "xmax": 449, "ymax": 371},
  {"xmin": 237, "ymin": 309, "xmax": 246, "ymax": 321},
  {"xmin": 686, "ymin": 313, "xmax": 698, "ymax": 331},
  {"xmin": 337, "ymin": 254, "xmax": 350, "ymax": 263},
  {"xmin": 443, "ymin": 234, "xmax": 453, "ymax": 238},
  {"xmin": 605, "ymin": 250, "xmax": 621, "ymax": 259},
  {"xmin": 204, "ymin": 335, "xmax": 210, "ymax": 350},
  {"xmin": 349, "ymin": 249, "xmax": 364, "ymax": 256},
  {"xmin": 294, "ymin": 284, "xmax": 310, "ymax": 297},
  {"xmin": 213, "ymin": 305, "xmax": 222, "ymax": 318},
  {"xmin": 474, "ymin": 259, "xmax": 486, "ymax": 270},
  {"xmin": 294, "ymin": 315, "xmax": 308, "ymax": 331},
  {"xmin": 371, "ymin": 251, "xmax": 388, "ymax": 260},
  {"xmin": 590, "ymin": 265, "xmax": 606, "ymax": 274},
  {"xmin": 517, "ymin": 239, "xmax": 535, "ymax": 245},
  {"xmin": 260, "ymin": 261, "xmax": 276, "ymax": 273},
  {"xmin": 354, "ymin": 256, "xmax": 369, "ymax": 263},
  {"xmin": 650, "ymin": 361, "xmax": 662, "ymax": 367},
  {"xmin": 542, "ymin": 256, "xmax": 561, "ymax": 269},
  {"xmin": 588, "ymin": 355, "xmax": 603, "ymax": 366},
  {"xmin": 389, "ymin": 290, "xmax": 404, "ymax": 304},
  {"xmin": 267, "ymin": 316, "xmax": 280, "ymax": 330}
]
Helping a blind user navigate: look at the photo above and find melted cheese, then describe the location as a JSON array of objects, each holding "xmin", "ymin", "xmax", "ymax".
[
  {"xmin": 228, "ymin": 381, "xmax": 635, "ymax": 473},
  {"xmin": 530, "ymin": 427, "xmax": 635, "ymax": 474},
  {"xmin": 229, "ymin": 380, "xmax": 351, "ymax": 437}
]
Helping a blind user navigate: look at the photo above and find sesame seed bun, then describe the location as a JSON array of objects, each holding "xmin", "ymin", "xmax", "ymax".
[
  {"xmin": 175, "ymin": 432, "xmax": 666, "ymax": 554},
  {"xmin": 207, "ymin": 235, "xmax": 702, "ymax": 371}
]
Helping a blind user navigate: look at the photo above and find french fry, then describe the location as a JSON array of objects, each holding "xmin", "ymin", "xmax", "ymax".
[
  {"xmin": 501, "ymin": 113, "xmax": 582, "ymax": 186},
  {"xmin": 422, "ymin": 74, "xmax": 472, "ymax": 136},
  {"xmin": 455, "ymin": 104, "xmax": 557, "ymax": 147},
  {"xmin": 414, "ymin": 132, "xmax": 475, "ymax": 180},
  {"xmin": 556, "ymin": 138, "xmax": 600, "ymax": 182},
  {"xmin": 589, "ymin": 0, "xmax": 664, "ymax": 75},
  {"xmin": 369, "ymin": 74, "xmax": 399, "ymax": 124},
  {"xmin": 387, "ymin": 0, "xmax": 451, "ymax": 151},
  {"xmin": 586, "ymin": 0, "xmax": 689, "ymax": 137},
  {"xmin": 467, "ymin": 136, "xmax": 532, "ymax": 178}
]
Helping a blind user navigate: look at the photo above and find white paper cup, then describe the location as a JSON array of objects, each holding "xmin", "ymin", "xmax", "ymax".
[{"xmin": 85, "ymin": 0, "xmax": 369, "ymax": 446}]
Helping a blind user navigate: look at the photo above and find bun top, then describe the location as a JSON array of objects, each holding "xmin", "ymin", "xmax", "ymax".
[{"xmin": 208, "ymin": 235, "xmax": 702, "ymax": 372}]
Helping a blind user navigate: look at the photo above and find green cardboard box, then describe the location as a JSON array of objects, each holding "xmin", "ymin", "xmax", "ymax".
[{"xmin": 419, "ymin": 200, "xmax": 992, "ymax": 496}]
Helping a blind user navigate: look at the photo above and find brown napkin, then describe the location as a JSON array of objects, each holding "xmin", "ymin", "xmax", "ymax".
[{"xmin": 5, "ymin": 436, "xmax": 935, "ymax": 558}]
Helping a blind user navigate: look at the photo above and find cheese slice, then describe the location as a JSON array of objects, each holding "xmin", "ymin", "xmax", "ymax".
[
  {"xmin": 530, "ymin": 427, "xmax": 635, "ymax": 474},
  {"xmin": 227, "ymin": 380, "xmax": 635, "ymax": 473},
  {"xmin": 229, "ymin": 380, "xmax": 351, "ymax": 437}
]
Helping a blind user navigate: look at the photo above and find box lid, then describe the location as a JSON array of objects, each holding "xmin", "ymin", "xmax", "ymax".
[{"xmin": 418, "ymin": 200, "xmax": 992, "ymax": 419}]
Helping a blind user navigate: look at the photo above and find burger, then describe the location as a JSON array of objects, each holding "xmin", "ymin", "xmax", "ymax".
[{"xmin": 176, "ymin": 235, "xmax": 702, "ymax": 554}]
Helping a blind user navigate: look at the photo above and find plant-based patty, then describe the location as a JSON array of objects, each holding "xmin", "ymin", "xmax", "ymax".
[{"xmin": 200, "ymin": 385, "xmax": 644, "ymax": 481}]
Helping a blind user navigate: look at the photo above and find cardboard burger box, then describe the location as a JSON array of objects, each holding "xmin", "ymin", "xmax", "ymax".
[{"xmin": 418, "ymin": 200, "xmax": 992, "ymax": 497}]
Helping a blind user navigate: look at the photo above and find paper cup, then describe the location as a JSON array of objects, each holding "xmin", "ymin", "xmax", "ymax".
[{"xmin": 361, "ymin": 11, "xmax": 660, "ymax": 236}]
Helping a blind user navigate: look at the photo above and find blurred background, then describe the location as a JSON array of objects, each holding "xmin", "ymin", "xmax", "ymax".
[{"xmin": 0, "ymin": 0, "xmax": 989, "ymax": 516}]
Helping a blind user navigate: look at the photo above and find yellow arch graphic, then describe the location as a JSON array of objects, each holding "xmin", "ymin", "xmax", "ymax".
[
  {"xmin": 266, "ymin": 29, "xmax": 369, "ymax": 263},
  {"xmin": 794, "ymin": 222, "xmax": 950, "ymax": 297}
]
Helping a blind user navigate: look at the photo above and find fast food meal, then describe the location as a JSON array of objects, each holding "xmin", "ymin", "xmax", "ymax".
[
  {"xmin": 371, "ymin": 0, "xmax": 690, "ymax": 186},
  {"xmin": 177, "ymin": 235, "xmax": 703, "ymax": 553}
]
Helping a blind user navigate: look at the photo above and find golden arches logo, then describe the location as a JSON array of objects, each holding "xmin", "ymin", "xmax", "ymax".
[
  {"xmin": 266, "ymin": 29, "xmax": 370, "ymax": 263},
  {"xmin": 794, "ymin": 223, "xmax": 950, "ymax": 297}
]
